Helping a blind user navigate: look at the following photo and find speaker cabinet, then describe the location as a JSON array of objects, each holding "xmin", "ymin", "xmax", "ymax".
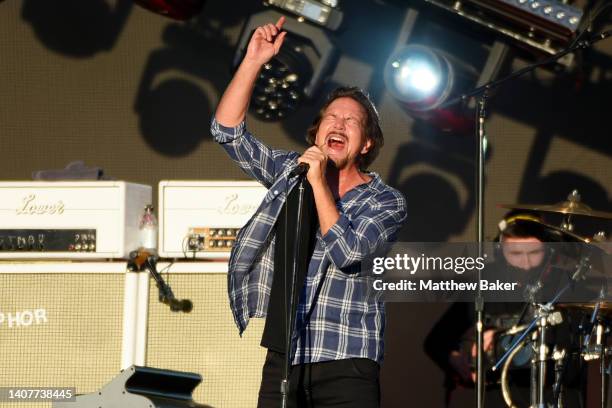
[
  {"xmin": 144, "ymin": 270, "xmax": 266, "ymax": 408},
  {"xmin": 0, "ymin": 264, "xmax": 125, "ymax": 398},
  {"xmin": 0, "ymin": 262, "xmax": 266, "ymax": 408}
]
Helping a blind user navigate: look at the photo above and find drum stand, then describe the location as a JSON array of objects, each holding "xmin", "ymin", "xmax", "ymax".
[
  {"xmin": 528, "ymin": 305, "xmax": 564, "ymax": 408},
  {"xmin": 493, "ymin": 258, "xmax": 590, "ymax": 407},
  {"xmin": 582, "ymin": 299, "xmax": 610, "ymax": 408},
  {"xmin": 597, "ymin": 322, "xmax": 608, "ymax": 408},
  {"xmin": 552, "ymin": 347, "xmax": 568, "ymax": 408}
]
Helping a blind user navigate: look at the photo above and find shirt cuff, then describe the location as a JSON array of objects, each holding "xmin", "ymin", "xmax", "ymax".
[
  {"xmin": 321, "ymin": 213, "xmax": 351, "ymax": 248},
  {"xmin": 210, "ymin": 116, "xmax": 247, "ymax": 143}
]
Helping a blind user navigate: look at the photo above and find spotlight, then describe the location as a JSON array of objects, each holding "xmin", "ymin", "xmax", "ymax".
[
  {"xmin": 383, "ymin": 8, "xmax": 509, "ymax": 132},
  {"xmin": 234, "ymin": 9, "xmax": 338, "ymax": 121},
  {"xmin": 384, "ymin": 45, "xmax": 454, "ymax": 112},
  {"xmin": 133, "ymin": 0, "xmax": 206, "ymax": 20},
  {"xmin": 383, "ymin": 43, "xmax": 485, "ymax": 132}
]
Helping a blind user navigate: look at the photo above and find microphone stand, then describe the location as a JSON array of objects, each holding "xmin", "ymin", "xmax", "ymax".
[
  {"xmin": 475, "ymin": 92, "xmax": 487, "ymax": 408},
  {"xmin": 128, "ymin": 250, "xmax": 193, "ymax": 313},
  {"xmin": 280, "ymin": 175, "xmax": 306, "ymax": 408},
  {"xmin": 439, "ymin": 29, "xmax": 612, "ymax": 408}
]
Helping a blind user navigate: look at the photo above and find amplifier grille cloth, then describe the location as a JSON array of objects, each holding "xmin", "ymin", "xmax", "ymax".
[
  {"xmin": 145, "ymin": 273, "xmax": 266, "ymax": 408},
  {"xmin": 0, "ymin": 272, "xmax": 124, "ymax": 408}
]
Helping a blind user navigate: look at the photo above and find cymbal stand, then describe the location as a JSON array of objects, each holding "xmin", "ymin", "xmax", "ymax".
[
  {"xmin": 494, "ymin": 281, "xmax": 576, "ymax": 370},
  {"xmin": 581, "ymin": 283, "xmax": 609, "ymax": 408},
  {"xmin": 532, "ymin": 305, "xmax": 563, "ymax": 407},
  {"xmin": 596, "ymin": 322, "xmax": 608, "ymax": 408},
  {"xmin": 552, "ymin": 347, "xmax": 568, "ymax": 408}
]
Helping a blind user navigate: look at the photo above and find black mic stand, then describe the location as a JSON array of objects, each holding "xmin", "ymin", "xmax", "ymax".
[
  {"xmin": 128, "ymin": 250, "xmax": 193, "ymax": 313},
  {"xmin": 280, "ymin": 175, "xmax": 307, "ymax": 408},
  {"xmin": 475, "ymin": 92, "xmax": 487, "ymax": 408},
  {"xmin": 439, "ymin": 29, "xmax": 612, "ymax": 408}
]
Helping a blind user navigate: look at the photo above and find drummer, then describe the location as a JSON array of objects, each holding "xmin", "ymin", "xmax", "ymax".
[{"xmin": 424, "ymin": 211, "xmax": 587, "ymax": 407}]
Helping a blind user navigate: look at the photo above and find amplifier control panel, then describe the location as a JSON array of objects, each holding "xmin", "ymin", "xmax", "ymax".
[
  {"xmin": 187, "ymin": 227, "xmax": 239, "ymax": 252},
  {"xmin": 0, "ymin": 229, "xmax": 97, "ymax": 252}
]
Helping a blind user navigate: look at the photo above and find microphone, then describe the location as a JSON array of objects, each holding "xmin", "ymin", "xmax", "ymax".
[
  {"xmin": 289, "ymin": 163, "xmax": 309, "ymax": 177},
  {"xmin": 166, "ymin": 297, "xmax": 193, "ymax": 313}
]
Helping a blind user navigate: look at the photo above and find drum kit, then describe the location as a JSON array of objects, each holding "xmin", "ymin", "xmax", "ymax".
[{"xmin": 481, "ymin": 190, "xmax": 612, "ymax": 408}]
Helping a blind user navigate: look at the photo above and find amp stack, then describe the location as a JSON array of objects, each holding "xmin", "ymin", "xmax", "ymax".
[{"xmin": 0, "ymin": 179, "xmax": 269, "ymax": 407}]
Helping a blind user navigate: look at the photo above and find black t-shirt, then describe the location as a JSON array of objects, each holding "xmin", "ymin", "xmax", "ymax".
[{"xmin": 261, "ymin": 179, "xmax": 319, "ymax": 353}]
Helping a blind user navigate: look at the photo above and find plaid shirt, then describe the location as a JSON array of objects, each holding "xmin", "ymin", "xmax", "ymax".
[{"xmin": 211, "ymin": 118, "xmax": 407, "ymax": 364}]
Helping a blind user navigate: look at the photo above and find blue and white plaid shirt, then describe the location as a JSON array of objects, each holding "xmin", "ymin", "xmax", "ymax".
[{"xmin": 211, "ymin": 118, "xmax": 407, "ymax": 364}]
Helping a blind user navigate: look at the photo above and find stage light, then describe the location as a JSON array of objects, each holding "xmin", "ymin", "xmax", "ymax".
[
  {"xmin": 234, "ymin": 9, "xmax": 338, "ymax": 121},
  {"xmin": 384, "ymin": 45, "xmax": 454, "ymax": 111},
  {"xmin": 264, "ymin": 0, "xmax": 343, "ymax": 30},
  {"xmin": 421, "ymin": 0, "xmax": 585, "ymax": 65},
  {"xmin": 133, "ymin": 0, "xmax": 206, "ymax": 20},
  {"xmin": 382, "ymin": 7, "xmax": 509, "ymax": 133},
  {"xmin": 250, "ymin": 37, "xmax": 314, "ymax": 120},
  {"xmin": 383, "ymin": 41, "xmax": 503, "ymax": 132}
]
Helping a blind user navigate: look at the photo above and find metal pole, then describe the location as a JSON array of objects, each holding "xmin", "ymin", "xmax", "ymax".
[
  {"xmin": 281, "ymin": 178, "xmax": 306, "ymax": 408},
  {"xmin": 475, "ymin": 91, "xmax": 487, "ymax": 408}
]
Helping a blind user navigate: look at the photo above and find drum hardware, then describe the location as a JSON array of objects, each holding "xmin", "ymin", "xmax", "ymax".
[
  {"xmin": 557, "ymin": 282, "xmax": 612, "ymax": 408},
  {"xmin": 500, "ymin": 190, "xmax": 612, "ymax": 265},
  {"xmin": 500, "ymin": 189, "xmax": 612, "ymax": 223},
  {"xmin": 489, "ymin": 193, "xmax": 611, "ymax": 406},
  {"xmin": 594, "ymin": 232, "xmax": 608, "ymax": 242},
  {"xmin": 505, "ymin": 324, "xmax": 529, "ymax": 336},
  {"xmin": 580, "ymin": 304, "xmax": 610, "ymax": 408},
  {"xmin": 497, "ymin": 325, "xmax": 568, "ymax": 408},
  {"xmin": 551, "ymin": 347, "xmax": 568, "ymax": 408},
  {"xmin": 559, "ymin": 302, "xmax": 612, "ymax": 317},
  {"xmin": 597, "ymin": 321, "xmax": 609, "ymax": 408},
  {"xmin": 495, "ymin": 304, "xmax": 565, "ymax": 408},
  {"xmin": 493, "ymin": 257, "xmax": 591, "ymax": 407},
  {"xmin": 501, "ymin": 334, "xmax": 528, "ymax": 408}
]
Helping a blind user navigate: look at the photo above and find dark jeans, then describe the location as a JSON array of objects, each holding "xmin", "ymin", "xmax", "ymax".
[{"xmin": 258, "ymin": 350, "xmax": 380, "ymax": 408}]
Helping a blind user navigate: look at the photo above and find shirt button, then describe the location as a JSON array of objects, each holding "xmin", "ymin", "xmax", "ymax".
[{"xmin": 273, "ymin": 190, "xmax": 279, "ymax": 196}]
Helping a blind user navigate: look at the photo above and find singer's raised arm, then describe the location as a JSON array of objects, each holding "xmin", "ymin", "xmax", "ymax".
[{"xmin": 210, "ymin": 118, "xmax": 297, "ymax": 188}]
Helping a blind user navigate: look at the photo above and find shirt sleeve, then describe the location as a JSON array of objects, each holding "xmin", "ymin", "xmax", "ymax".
[
  {"xmin": 423, "ymin": 302, "xmax": 474, "ymax": 372},
  {"xmin": 210, "ymin": 117, "xmax": 295, "ymax": 188},
  {"xmin": 320, "ymin": 188, "xmax": 407, "ymax": 270}
]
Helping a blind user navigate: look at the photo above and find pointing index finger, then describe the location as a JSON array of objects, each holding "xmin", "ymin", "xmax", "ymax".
[{"xmin": 275, "ymin": 16, "xmax": 285, "ymax": 30}]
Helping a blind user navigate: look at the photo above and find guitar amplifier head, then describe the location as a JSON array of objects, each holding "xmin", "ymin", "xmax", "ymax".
[
  {"xmin": 158, "ymin": 181, "xmax": 267, "ymax": 259},
  {"xmin": 0, "ymin": 181, "xmax": 152, "ymax": 259}
]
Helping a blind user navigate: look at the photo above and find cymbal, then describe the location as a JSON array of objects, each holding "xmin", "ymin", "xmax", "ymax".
[
  {"xmin": 557, "ymin": 302, "xmax": 612, "ymax": 314},
  {"xmin": 500, "ymin": 190, "xmax": 612, "ymax": 220},
  {"xmin": 592, "ymin": 241, "xmax": 612, "ymax": 255},
  {"xmin": 500, "ymin": 217, "xmax": 590, "ymax": 243}
]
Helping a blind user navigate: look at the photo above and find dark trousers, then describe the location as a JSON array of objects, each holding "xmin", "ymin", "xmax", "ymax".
[{"xmin": 257, "ymin": 350, "xmax": 380, "ymax": 408}]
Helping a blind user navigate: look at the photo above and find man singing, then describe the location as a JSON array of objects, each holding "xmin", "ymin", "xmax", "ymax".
[{"xmin": 210, "ymin": 16, "xmax": 407, "ymax": 408}]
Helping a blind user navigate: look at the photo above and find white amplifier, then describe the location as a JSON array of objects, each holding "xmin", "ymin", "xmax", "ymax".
[
  {"xmin": 158, "ymin": 180, "xmax": 267, "ymax": 259},
  {"xmin": 0, "ymin": 181, "xmax": 152, "ymax": 259}
]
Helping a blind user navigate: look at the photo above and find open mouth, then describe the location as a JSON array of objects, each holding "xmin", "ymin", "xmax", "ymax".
[{"xmin": 326, "ymin": 134, "xmax": 346, "ymax": 150}]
